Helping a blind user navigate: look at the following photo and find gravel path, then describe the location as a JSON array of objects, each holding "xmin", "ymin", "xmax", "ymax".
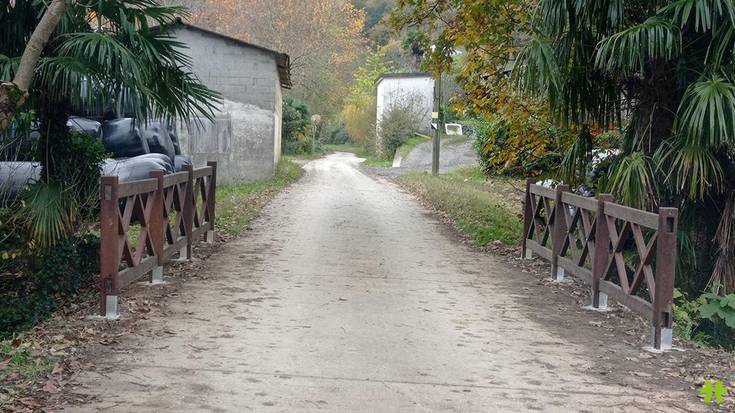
[
  {"xmin": 60, "ymin": 153, "xmax": 704, "ymax": 412},
  {"xmin": 400, "ymin": 136, "xmax": 477, "ymax": 171}
]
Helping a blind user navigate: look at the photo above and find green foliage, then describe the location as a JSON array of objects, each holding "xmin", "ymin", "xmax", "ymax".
[
  {"xmin": 19, "ymin": 183, "xmax": 77, "ymax": 250},
  {"xmin": 700, "ymin": 293, "xmax": 735, "ymax": 329},
  {"xmin": 0, "ymin": 233, "xmax": 99, "ymax": 337},
  {"xmin": 608, "ymin": 152, "xmax": 657, "ymax": 210},
  {"xmin": 595, "ymin": 16, "xmax": 682, "ymax": 75},
  {"xmin": 559, "ymin": 128, "xmax": 593, "ymax": 186},
  {"xmin": 0, "ymin": 0, "xmax": 220, "ymax": 122},
  {"xmin": 402, "ymin": 29, "xmax": 429, "ymax": 65},
  {"xmin": 468, "ymin": 98, "xmax": 573, "ymax": 178},
  {"xmin": 672, "ymin": 288, "xmax": 708, "ymax": 342},
  {"xmin": 698, "ymin": 293, "xmax": 735, "ymax": 349},
  {"xmin": 44, "ymin": 131, "xmax": 108, "ymax": 210},
  {"xmin": 378, "ymin": 98, "xmax": 425, "ymax": 157},
  {"xmin": 282, "ymin": 96, "xmax": 312, "ymax": 154},
  {"xmin": 343, "ymin": 48, "xmax": 394, "ymax": 151},
  {"xmin": 343, "ymin": 93, "xmax": 377, "ymax": 149},
  {"xmin": 325, "ymin": 119, "xmax": 351, "ymax": 145},
  {"xmin": 399, "ymin": 169, "xmax": 522, "ymax": 246},
  {"xmin": 16, "ymin": 131, "xmax": 108, "ymax": 249},
  {"xmin": 398, "ymin": 133, "xmax": 430, "ymax": 158},
  {"xmin": 0, "ymin": 341, "xmax": 54, "ymax": 382}
]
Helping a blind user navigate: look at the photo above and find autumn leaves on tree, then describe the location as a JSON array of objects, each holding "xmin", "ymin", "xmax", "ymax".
[{"xmin": 187, "ymin": 0, "xmax": 367, "ymax": 118}]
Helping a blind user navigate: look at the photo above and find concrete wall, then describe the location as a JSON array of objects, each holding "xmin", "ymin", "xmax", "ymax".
[
  {"xmin": 376, "ymin": 76, "xmax": 435, "ymax": 135},
  {"xmin": 173, "ymin": 26, "xmax": 283, "ymax": 183}
]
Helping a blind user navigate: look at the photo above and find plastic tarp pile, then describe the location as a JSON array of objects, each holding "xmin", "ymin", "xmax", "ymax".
[
  {"xmin": 99, "ymin": 118, "xmax": 190, "ymax": 181},
  {"xmin": 1, "ymin": 117, "xmax": 192, "ymax": 199}
]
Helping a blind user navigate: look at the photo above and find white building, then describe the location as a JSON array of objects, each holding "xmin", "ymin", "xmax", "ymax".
[{"xmin": 376, "ymin": 73, "xmax": 434, "ymax": 135}]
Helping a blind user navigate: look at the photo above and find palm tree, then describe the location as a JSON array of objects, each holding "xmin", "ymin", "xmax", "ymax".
[
  {"xmin": 0, "ymin": 0, "xmax": 220, "ymax": 246},
  {"xmin": 514, "ymin": 1, "xmax": 735, "ymax": 294}
]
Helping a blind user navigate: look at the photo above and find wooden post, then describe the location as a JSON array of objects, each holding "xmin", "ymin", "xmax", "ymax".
[
  {"xmin": 206, "ymin": 161, "xmax": 217, "ymax": 243},
  {"xmin": 592, "ymin": 194, "xmax": 614, "ymax": 309},
  {"xmin": 551, "ymin": 185, "xmax": 569, "ymax": 280},
  {"xmin": 99, "ymin": 176, "xmax": 120, "ymax": 318},
  {"xmin": 653, "ymin": 207, "xmax": 678, "ymax": 350},
  {"xmin": 182, "ymin": 165, "xmax": 195, "ymax": 260},
  {"xmin": 521, "ymin": 178, "xmax": 535, "ymax": 259},
  {"xmin": 149, "ymin": 170, "xmax": 165, "ymax": 282}
]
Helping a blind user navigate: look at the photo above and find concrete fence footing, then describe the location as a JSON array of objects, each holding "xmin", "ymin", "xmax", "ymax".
[
  {"xmin": 523, "ymin": 248, "xmax": 533, "ymax": 260},
  {"xmin": 652, "ymin": 327, "xmax": 673, "ymax": 351},
  {"xmin": 152, "ymin": 266, "xmax": 164, "ymax": 284},
  {"xmin": 105, "ymin": 296, "xmax": 120, "ymax": 320}
]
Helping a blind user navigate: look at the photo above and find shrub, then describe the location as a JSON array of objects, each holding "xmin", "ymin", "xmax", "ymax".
[
  {"xmin": 282, "ymin": 96, "xmax": 311, "ymax": 154},
  {"xmin": 378, "ymin": 97, "xmax": 426, "ymax": 157},
  {"xmin": 325, "ymin": 119, "xmax": 350, "ymax": 145},
  {"xmin": 0, "ymin": 233, "xmax": 100, "ymax": 337},
  {"xmin": 698, "ymin": 293, "xmax": 735, "ymax": 350},
  {"xmin": 466, "ymin": 90, "xmax": 575, "ymax": 177},
  {"xmin": 343, "ymin": 93, "xmax": 376, "ymax": 149},
  {"xmin": 17, "ymin": 131, "xmax": 107, "ymax": 249}
]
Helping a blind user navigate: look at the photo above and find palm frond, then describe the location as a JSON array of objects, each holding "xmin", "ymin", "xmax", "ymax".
[
  {"xmin": 19, "ymin": 182, "xmax": 77, "ymax": 248},
  {"xmin": 0, "ymin": 54, "xmax": 19, "ymax": 81},
  {"xmin": 661, "ymin": 0, "xmax": 735, "ymax": 31},
  {"xmin": 655, "ymin": 138, "xmax": 723, "ymax": 199},
  {"xmin": 608, "ymin": 151, "xmax": 657, "ymax": 209},
  {"xmin": 595, "ymin": 16, "xmax": 681, "ymax": 74},
  {"xmin": 558, "ymin": 127, "xmax": 593, "ymax": 185},
  {"xmin": 513, "ymin": 36, "xmax": 562, "ymax": 103},
  {"xmin": 674, "ymin": 74, "xmax": 735, "ymax": 148}
]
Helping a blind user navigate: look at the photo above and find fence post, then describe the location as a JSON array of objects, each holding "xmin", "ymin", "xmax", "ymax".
[
  {"xmin": 591, "ymin": 194, "xmax": 614, "ymax": 310},
  {"xmin": 551, "ymin": 185, "xmax": 569, "ymax": 281},
  {"xmin": 181, "ymin": 165, "xmax": 195, "ymax": 261},
  {"xmin": 100, "ymin": 176, "xmax": 120, "ymax": 319},
  {"xmin": 652, "ymin": 207, "xmax": 677, "ymax": 350},
  {"xmin": 149, "ymin": 170, "xmax": 165, "ymax": 283},
  {"xmin": 522, "ymin": 178, "xmax": 535, "ymax": 259},
  {"xmin": 206, "ymin": 161, "xmax": 217, "ymax": 244}
]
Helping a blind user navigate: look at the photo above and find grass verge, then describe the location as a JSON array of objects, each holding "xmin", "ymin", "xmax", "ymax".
[
  {"xmin": 398, "ymin": 133, "xmax": 431, "ymax": 159},
  {"xmin": 398, "ymin": 166, "xmax": 523, "ymax": 246},
  {"xmin": 215, "ymin": 158, "xmax": 303, "ymax": 237},
  {"xmin": 442, "ymin": 135, "xmax": 470, "ymax": 146}
]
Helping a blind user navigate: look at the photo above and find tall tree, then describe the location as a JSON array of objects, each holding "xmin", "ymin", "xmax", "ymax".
[
  {"xmin": 0, "ymin": 0, "xmax": 71, "ymax": 130},
  {"xmin": 190, "ymin": 0, "xmax": 368, "ymax": 118},
  {"xmin": 0, "ymin": 0, "xmax": 219, "ymax": 246},
  {"xmin": 514, "ymin": 1, "xmax": 735, "ymax": 294},
  {"xmin": 392, "ymin": 0, "xmax": 533, "ymax": 112}
]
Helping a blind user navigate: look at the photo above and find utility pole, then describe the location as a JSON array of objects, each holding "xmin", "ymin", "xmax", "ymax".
[{"xmin": 432, "ymin": 73, "xmax": 442, "ymax": 176}]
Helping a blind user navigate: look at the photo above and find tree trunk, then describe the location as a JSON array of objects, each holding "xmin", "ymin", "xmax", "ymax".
[{"xmin": 0, "ymin": 0, "xmax": 71, "ymax": 131}]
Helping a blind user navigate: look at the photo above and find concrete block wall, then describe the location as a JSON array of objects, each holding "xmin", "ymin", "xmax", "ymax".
[{"xmin": 173, "ymin": 26, "xmax": 282, "ymax": 184}]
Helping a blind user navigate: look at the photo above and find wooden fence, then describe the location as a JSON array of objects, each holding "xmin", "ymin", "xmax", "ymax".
[
  {"xmin": 522, "ymin": 179, "xmax": 678, "ymax": 350},
  {"xmin": 99, "ymin": 162, "xmax": 217, "ymax": 318}
]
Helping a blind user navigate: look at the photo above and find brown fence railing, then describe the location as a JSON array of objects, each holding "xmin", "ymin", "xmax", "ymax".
[
  {"xmin": 522, "ymin": 179, "xmax": 678, "ymax": 350},
  {"xmin": 99, "ymin": 162, "xmax": 217, "ymax": 319}
]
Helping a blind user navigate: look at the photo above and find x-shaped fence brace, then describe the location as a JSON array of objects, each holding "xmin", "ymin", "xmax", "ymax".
[
  {"xmin": 522, "ymin": 180, "xmax": 678, "ymax": 350},
  {"xmin": 99, "ymin": 162, "xmax": 217, "ymax": 318}
]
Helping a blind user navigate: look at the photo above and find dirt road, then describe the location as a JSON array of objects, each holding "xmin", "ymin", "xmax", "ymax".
[{"xmin": 61, "ymin": 153, "xmax": 705, "ymax": 412}]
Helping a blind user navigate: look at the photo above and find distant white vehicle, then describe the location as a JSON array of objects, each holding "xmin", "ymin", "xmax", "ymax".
[{"xmin": 445, "ymin": 123, "xmax": 463, "ymax": 135}]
